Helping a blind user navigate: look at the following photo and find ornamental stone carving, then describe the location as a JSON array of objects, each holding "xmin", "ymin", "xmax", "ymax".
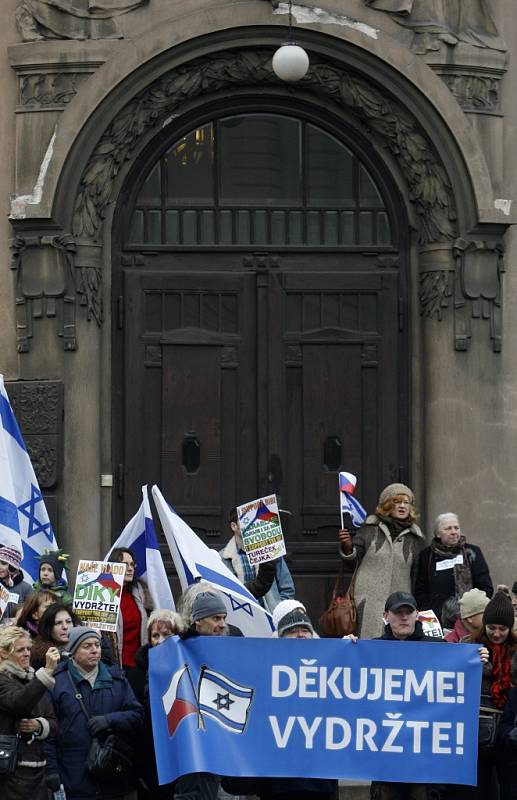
[
  {"xmin": 72, "ymin": 50, "xmax": 456, "ymax": 247},
  {"xmin": 5, "ymin": 380, "xmax": 63, "ymax": 489},
  {"xmin": 365, "ymin": 1, "xmax": 507, "ymax": 54},
  {"xmin": 19, "ymin": 71, "xmax": 91, "ymax": 110},
  {"xmin": 16, "ymin": 0, "xmax": 148, "ymax": 41},
  {"xmin": 10, "ymin": 233, "xmax": 102, "ymax": 353}
]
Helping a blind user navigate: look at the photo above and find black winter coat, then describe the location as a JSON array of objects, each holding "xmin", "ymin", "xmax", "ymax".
[
  {"xmin": 0, "ymin": 665, "xmax": 57, "ymax": 800},
  {"xmin": 414, "ymin": 542, "xmax": 493, "ymax": 621},
  {"xmin": 45, "ymin": 660, "xmax": 143, "ymax": 800}
]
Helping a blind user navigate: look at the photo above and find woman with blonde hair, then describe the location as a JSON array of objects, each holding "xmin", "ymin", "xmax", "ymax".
[
  {"xmin": 338, "ymin": 483, "xmax": 425, "ymax": 639},
  {"xmin": 0, "ymin": 626, "xmax": 59, "ymax": 800}
]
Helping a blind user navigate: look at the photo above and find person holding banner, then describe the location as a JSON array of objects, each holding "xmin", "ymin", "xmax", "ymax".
[
  {"xmin": 45, "ymin": 626, "xmax": 143, "ymax": 800},
  {"xmin": 338, "ymin": 483, "xmax": 425, "ymax": 639}
]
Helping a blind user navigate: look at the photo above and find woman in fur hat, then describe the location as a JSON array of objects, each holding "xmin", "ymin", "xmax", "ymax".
[{"xmin": 338, "ymin": 483, "xmax": 425, "ymax": 639}]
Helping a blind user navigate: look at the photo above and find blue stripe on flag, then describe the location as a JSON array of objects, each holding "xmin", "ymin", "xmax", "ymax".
[
  {"xmin": 21, "ymin": 539, "xmax": 44, "ymax": 583},
  {"xmin": 198, "ymin": 705, "xmax": 245, "ymax": 732},
  {"xmin": 0, "ymin": 393, "xmax": 26, "ymax": 451},
  {"xmin": 129, "ymin": 530, "xmax": 147, "ymax": 579},
  {"xmin": 0, "ymin": 495, "xmax": 20, "ymax": 533},
  {"xmin": 195, "ymin": 563, "xmax": 257, "ymax": 603},
  {"xmin": 144, "ymin": 515, "xmax": 160, "ymax": 550},
  {"xmin": 204, "ymin": 673, "xmax": 253, "ymax": 699},
  {"xmin": 179, "ymin": 551, "xmax": 195, "ymax": 585}
]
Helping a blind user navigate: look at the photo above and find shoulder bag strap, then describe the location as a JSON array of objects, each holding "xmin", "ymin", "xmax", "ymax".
[
  {"xmin": 333, "ymin": 559, "xmax": 359, "ymax": 599},
  {"xmin": 67, "ymin": 669, "xmax": 90, "ymax": 721}
]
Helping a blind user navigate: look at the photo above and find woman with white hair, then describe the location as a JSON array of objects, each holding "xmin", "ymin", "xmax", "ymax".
[
  {"xmin": 414, "ymin": 512, "xmax": 493, "ymax": 622},
  {"xmin": 0, "ymin": 626, "xmax": 59, "ymax": 800}
]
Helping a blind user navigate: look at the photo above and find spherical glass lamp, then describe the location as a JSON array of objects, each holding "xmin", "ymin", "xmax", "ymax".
[{"xmin": 272, "ymin": 42, "xmax": 310, "ymax": 82}]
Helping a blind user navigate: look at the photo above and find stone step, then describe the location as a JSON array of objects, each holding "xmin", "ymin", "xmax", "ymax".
[{"xmin": 339, "ymin": 780, "xmax": 371, "ymax": 800}]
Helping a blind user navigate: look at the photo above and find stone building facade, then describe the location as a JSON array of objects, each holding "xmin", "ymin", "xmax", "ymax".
[{"xmin": 1, "ymin": 0, "xmax": 516, "ymax": 618}]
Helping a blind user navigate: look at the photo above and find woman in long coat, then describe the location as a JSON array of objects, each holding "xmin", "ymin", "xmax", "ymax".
[
  {"xmin": 338, "ymin": 483, "xmax": 425, "ymax": 639},
  {"xmin": 0, "ymin": 626, "xmax": 59, "ymax": 800}
]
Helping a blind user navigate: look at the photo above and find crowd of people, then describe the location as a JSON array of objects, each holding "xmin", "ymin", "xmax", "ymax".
[{"xmin": 0, "ymin": 484, "xmax": 515, "ymax": 799}]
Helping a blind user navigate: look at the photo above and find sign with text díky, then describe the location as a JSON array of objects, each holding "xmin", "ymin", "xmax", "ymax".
[
  {"xmin": 237, "ymin": 494, "xmax": 286, "ymax": 565},
  {"xmin": 149, "ymin": 637, "xmax": 482, "ymax": 786},
  {"xmin": 73, "ymin": 559, "xmax": 126, "ymax": 631}
]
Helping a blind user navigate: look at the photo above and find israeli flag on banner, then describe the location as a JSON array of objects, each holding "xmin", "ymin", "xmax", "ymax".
[
  {"xmin": 0, "ymin": 375, "xmax": 58, "ymax": 582},
  {"xmin": 198, "ymin": 667, "xmax": 253, "ymax": 733},
  {"xmin": 152, "ymin": 485, "xmax": 274, "ymax": 636},
  {"xmin": 107, "ymin": 485, "xmax": 175, "ymax": 610}
]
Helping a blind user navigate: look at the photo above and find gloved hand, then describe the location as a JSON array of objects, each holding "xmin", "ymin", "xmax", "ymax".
[
  {"xmin": 508, "ymin": 727, "xmax": 517, "ymax": 749},
  {"xmin": 87, "ymin": 716, "xmax": 110, "ymax": 736},
  {"xmin": 46, "ymin": 774, "xmax": 61, "ymax": 792}
]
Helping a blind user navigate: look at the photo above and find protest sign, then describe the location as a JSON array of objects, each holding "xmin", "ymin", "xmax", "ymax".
[
  {"xmin": 150, "ymin": 636, "xmax": 482, "ymax": 786},
  {"xmin": 237, "ymin": 494, "xmax": 286, "ymax": 565},
  {"xmin": 73, "ymin": 559, "xmax": 125, "ymax": 631},
  {"xmin": 417, "ymin": 610, "xmax": 443, "ymax": 639},
  {"xmin": 0, "ymin": 584, "xmax": 10, "ymax": 620}
]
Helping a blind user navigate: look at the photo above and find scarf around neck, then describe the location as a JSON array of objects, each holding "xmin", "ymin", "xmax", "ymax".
[
  {"xmin": 378, "ymin": 514, "xmax": 411, "ymax": 539},
  {"xmin": 0, "ymin": 660, "xmax": 34, "ymax": 681},
  {"xmin": 490, "ymin": 643, "xmax": 513, "ymax": 709},
  {"xmin": 430, "ymin": 535, "xmax": 473, "ymax": 598}
]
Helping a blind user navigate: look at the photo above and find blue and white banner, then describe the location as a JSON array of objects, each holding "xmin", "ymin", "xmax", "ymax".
[
  {"xmin": 152, "ymin": 485, "xmax": 274, "ymax": 636},
  {"xmin": 106, "ymin": 485, "xmax": 175, "ymax": 611},
  {"xmin": 0, "ymin": 375, "xmax": 58, "ymax": 582},
  {"xmin": 150, "ymin": 637, "xmax": 482, "ymax": 786}
]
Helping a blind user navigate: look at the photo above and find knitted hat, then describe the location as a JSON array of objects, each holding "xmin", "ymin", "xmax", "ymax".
[
  {"xmin": 512, "ymin": 581, "xmax": 517, "ymax": 596},
  {"xmin": 459, "ymin": 588, "xmax": 490, "ymax": 620},
  {"xmin": 191, "ymin": 591, "xmax": 227, "ymax": 621},
  {"xmin": 68, "ymin": 627, "xmax": 101, "ymax": 656},
  {"xmin": 37, "ymin": 549, "xmax": 68, "ymax": 581},
  {"xmin": 483, "ymin": 591, "xmax": 515, "ymax": 630},
  {"xmin": 378, "ymin": 483, "xmax": 414, "ymax": 507},
  {"xmin": 277, "ymin": 608, "xmax": 314, "ymax": 638},
  {"xmin": 272, "ymin": 599, "xmax": 306, "ymax": 631},
  {"xmin": 0, "ymin": 545, "xmax": 22, "ymax": 571}
]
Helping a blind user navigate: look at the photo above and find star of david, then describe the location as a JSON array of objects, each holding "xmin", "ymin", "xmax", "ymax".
[
  {"xmin": 213, "ymin": 692, "xmax": 234, "ymax": 711},
  {"xmin": 228, "ymin": 594, "xmax": 253, "ymax": 616},
  {"xmin": 18, "ymin": 484, "xmax": 54, "ymax": 542}
]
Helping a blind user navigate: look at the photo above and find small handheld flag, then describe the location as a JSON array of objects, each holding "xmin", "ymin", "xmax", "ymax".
[{"xmin": 338, "ymin": 471, "xmax": 367, "ymax": 529}]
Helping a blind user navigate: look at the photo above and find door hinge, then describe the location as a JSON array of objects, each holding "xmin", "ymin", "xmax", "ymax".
[{"xmin": 117, "ymin": 296, "xmax": 124, "ymax": 330}]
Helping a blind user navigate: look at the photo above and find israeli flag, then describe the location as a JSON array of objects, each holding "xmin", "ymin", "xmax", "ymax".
[
  {"xmin": 152, "ymin": 485, "xmax": 274, "ymax": 637},
  {"xmin": 0, "ymin": 375, "xmax": 58, "ymax": 582},
  {"xmin": 198, "ymin": 667, "xmax": 253, "ymax": 733},
  {"xmin": 107, "ymin": 485, "xmax": 175, "ymax": 611},
  {"xmin": 340, "ymin": 491, "xmax": 367, "ymax": 528}
]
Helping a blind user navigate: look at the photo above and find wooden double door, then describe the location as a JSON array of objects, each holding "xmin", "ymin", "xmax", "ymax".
[{"xmin": 116, "ymin": 250, "xmax": 407, "ymax": 618}]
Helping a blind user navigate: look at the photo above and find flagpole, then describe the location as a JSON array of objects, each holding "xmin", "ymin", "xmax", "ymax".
[{"xmin": 339, "ymin": 485, "xmax": 344, "ymax": 529}]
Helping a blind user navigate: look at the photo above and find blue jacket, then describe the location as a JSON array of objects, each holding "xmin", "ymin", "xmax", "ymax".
[
  {"xmin": 45, "ymin": 660, "xmax": 143, "ymax": 799},
  {"xmin": 219, "ymin": 537, "xmax": 295, "ymax": 612}
]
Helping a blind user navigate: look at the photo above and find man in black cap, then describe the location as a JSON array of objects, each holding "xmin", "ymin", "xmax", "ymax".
[{"xmin": 379, "ymin": 591, "xmax": 443, "ymax": 643}]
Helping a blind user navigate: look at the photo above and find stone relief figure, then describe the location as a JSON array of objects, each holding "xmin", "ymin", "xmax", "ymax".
[
  {"xmin": 16, "ymin": 0, "xmax": 149, "ymax": 41},
  {"xmin": 365, "ymin": 0, "xmax": 506, "ymax": 54}
]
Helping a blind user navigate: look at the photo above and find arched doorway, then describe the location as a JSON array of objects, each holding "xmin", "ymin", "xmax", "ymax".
[{"xmin": 112, "ymin": 103, "xmax": 409, "ymax": 616}]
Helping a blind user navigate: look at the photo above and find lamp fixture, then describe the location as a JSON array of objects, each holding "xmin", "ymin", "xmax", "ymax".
[{"xmin": 272, "ymin": 0, "xmax": 310, "ymax": 82}]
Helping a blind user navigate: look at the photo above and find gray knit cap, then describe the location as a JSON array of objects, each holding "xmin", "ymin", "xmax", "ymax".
[
  {"xmin": 459, "ymin": 588, "xmax": 490, "ymax": 620},
  {"xmin": 68, "ymin": 627, "xmax": 101, "ymax": 656},
  {"xmin": 277, "ymin": 609, "xmax": 314, "ymax": 638},
  {"xmin": 378, "ymin": 483, "xmax": 415, "ymax": 507},
  {"xmin": 191, "ymin": 591, "xmax": 227, "ymax": 621}
]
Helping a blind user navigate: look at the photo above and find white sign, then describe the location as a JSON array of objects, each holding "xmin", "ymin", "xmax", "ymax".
[{"xmin": 237, "ymin": 495, "xmax": 286, "ymax": 566}]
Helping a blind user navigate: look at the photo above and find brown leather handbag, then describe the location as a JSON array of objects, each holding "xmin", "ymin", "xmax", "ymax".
[{"xmin": 318, "ymin": 561, "xmax": 359, "ymax": 637}]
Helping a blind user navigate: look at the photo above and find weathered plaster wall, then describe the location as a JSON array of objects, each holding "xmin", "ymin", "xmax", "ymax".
[{"xmin": 0, "ymin": 1, "xmax": 20, "ymax": 381}]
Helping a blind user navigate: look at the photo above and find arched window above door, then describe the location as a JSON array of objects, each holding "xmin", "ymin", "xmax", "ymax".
[{"xmin": 127, "ymin": 114, "xmax": 392, "ymax": 248}]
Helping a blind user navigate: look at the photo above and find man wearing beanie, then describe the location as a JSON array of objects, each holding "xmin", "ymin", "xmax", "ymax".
[
  {"xmin": 277, "ymin": 607, "xmax": 315, "ymax": 639},
  {"xmin": 45, "ymin": 626, "xmax": 143, "ymax": 799},
  {"xmin": 337, "ymin": 483, "xmax": 425, "ymax": 638},
  {"xmin": 415, "ymin": 512, "xmax": 493, "ymax": 623},
  {"xmin": 191, "ymin": 590, "xmax": 228, "ymax": 636},
  {"xmin": 445, "ymin": 588, "xmax": 490, "ymax": 643},
  {"xmin": 0, "ymin": 544, "xmax": 33, "ymax": 618}
]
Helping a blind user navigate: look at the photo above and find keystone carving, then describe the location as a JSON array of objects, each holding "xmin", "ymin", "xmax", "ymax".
[{"xmin": 73, "ymin": 50, "xmax": 456, "ymax": 246}]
